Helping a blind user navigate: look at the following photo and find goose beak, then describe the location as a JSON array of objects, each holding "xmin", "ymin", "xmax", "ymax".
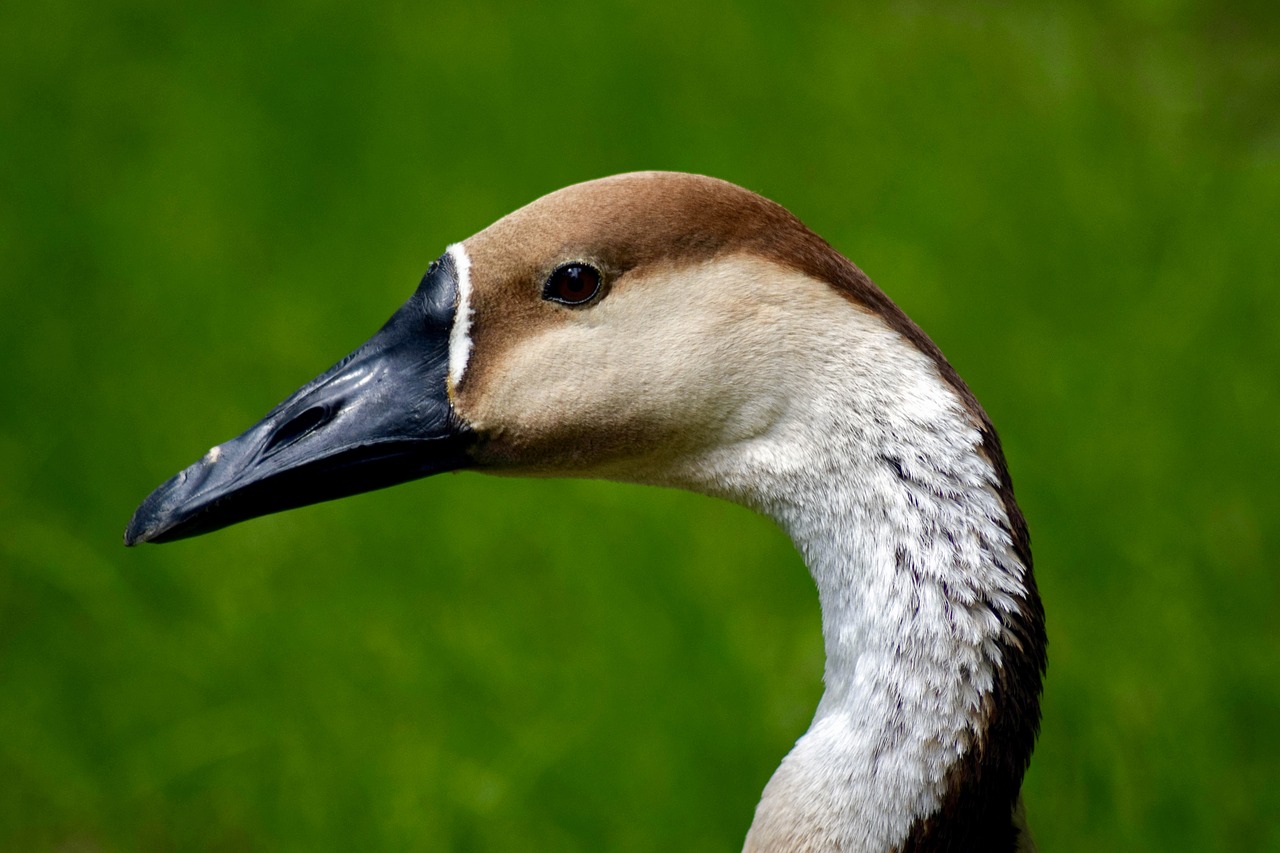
[{"xmin": 124, "ymin": 255, "xmax": 474, "ymax": 546}]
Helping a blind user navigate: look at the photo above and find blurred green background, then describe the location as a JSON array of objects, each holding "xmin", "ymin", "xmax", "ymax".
[{"xmin": 2, "ymin": 0, "xmax": 1277, "ymax": 849}]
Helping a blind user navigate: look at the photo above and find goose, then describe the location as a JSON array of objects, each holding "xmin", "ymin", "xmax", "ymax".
[{"xmin": 125, "ymin": 171, "xmax": 1046, "ymax": 852}]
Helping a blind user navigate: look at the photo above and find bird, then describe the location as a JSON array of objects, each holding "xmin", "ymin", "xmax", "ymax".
[{"xmin": 126, "ymin": 171, "xmax": 1046, "ymax": 852}]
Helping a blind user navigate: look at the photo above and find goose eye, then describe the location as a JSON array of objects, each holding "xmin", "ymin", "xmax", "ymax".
[{"xmin": 543, "ymin": 262, "xmax": 602, "ymax": 306}]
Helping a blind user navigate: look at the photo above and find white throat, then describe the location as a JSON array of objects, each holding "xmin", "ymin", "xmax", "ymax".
[{"xmin": 637, "ymin": 260, "xmax": 1033, "ymax": 851}]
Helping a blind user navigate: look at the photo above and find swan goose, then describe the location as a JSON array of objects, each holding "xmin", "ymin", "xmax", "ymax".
[{"xmin": 126, "ymin": 171, "xmax": 1046, "ymax": 852}]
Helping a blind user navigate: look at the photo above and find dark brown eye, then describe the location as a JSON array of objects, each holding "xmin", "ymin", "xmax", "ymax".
[{"xmin": 543, "ymin": 262, "xmax": 602, "ymax": 306}]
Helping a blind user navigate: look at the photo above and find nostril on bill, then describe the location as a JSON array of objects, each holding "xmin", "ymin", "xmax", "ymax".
[{"xmin": 263, "ymin": 405, "xmax": 334, "ymax": 456}]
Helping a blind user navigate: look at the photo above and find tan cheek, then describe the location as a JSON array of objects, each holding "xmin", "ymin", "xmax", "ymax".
[
  {"xmin": 454, "ymin": 285, "xmax": 742, "ymax": 470},
  {"xmin": 450, "ymin": 255, "xmax": 834, "ymax": 474},
  {"xmin": 458, "ymin": 328, "xmax": 681, "ymax": 469}
]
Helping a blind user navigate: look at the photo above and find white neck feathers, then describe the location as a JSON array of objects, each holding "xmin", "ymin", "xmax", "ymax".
[{"xmin": 641, "ymin": 257, "xmax": 1037, "ymax": 852}]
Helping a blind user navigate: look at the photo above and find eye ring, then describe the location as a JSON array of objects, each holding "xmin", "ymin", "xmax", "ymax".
[{"xmin": 543, "ymin": 262, "xmax": 603, "ymax": 306}]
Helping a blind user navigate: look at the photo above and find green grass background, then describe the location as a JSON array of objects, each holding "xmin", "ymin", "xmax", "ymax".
[{"xmin": 2, "ymin": 0, "xmax": 1277, "ymax": 849}]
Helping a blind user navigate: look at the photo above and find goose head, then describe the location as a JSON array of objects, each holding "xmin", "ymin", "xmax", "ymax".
[
  {"xmin": 126, "ymin": 171, "xmax": 1045, "ymax": 853},
  {"xmin": 125, "ymin": 171, "xmax": 901, "ymax": 536}
]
